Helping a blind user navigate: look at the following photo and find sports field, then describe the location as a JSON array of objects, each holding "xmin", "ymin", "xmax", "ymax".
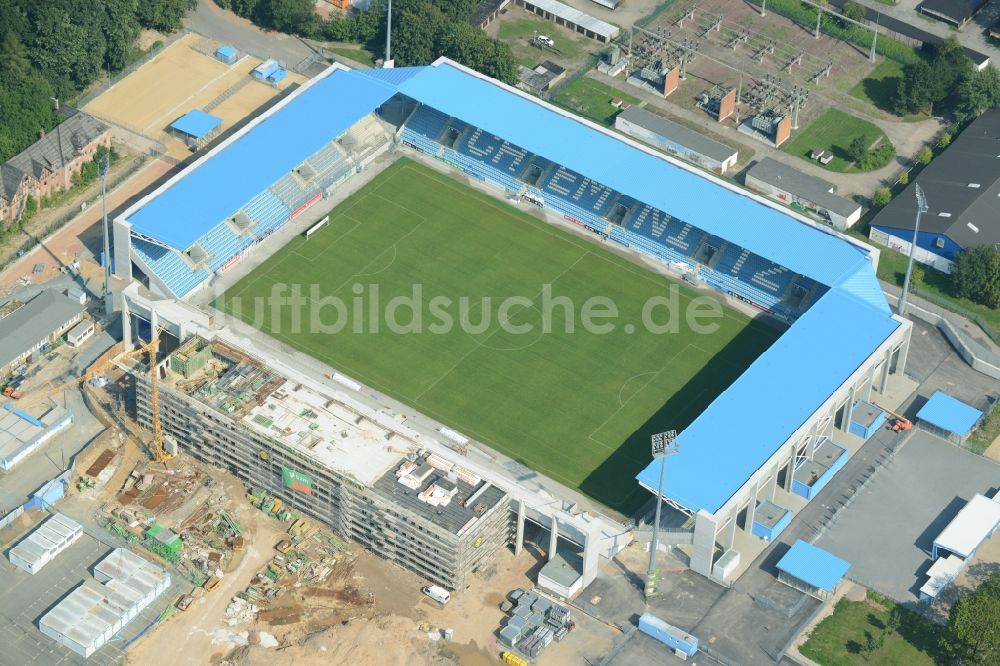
[{"xmin": 220, "ymin": 159, "xmax": 780, "ymax": 512}]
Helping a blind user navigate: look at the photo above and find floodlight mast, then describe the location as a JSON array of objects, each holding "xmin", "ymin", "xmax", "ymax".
[
  {"xmin": 646, "ymin": 429, "xmax": 678, "ymax": 598},
  {"xmin": 898, "ymin": 184, "xmax": 928, "ymax": 317},
  {"xmin": 384, "ymin": 0, "xmax": 392, "ymax": 64}
]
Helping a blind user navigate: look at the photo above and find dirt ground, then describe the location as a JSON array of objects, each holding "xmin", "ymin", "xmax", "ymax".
[
  {"xmin": 125, "ymin": 471, "xmax": 290, "ymax": 666},
  {"xmin": 83, "ymin": 32, "xmax": 305, "ymax": 161},
  {"xmin": 0, "ymin": 156, "xmax": 173, "ymax": 297}
]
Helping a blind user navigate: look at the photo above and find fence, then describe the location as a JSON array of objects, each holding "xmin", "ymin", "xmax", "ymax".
[
  {"xmin": 71, "ymin": 30, "xmax": 188, "ymax": 110},
  {"xmin": 0, "ymin": 505, "xmax": 25, "ymax": 530},
  {"xmin": 911, "ymin": 286, "xmax": 1000, "ymax": 347}
]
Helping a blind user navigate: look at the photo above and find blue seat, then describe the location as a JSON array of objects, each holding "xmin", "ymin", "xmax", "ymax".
[
  {"xmin": 405, "ymin": 105, "xmax": 449, "ymax": 141},
  {"xmin": 131, "ymin": 237, "xmax": 210, "ymax": 298},
  {"xmin": 195, "ymin": 222, "xmax": 255, "ymax": 273},
  {"xmin": 244, "ymin": 190, "xmax": 291, "ymax": 237}
]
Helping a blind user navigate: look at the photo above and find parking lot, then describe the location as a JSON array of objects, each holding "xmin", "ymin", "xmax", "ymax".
[
  {"xmin": 0, "ymin": 516, "xmax": 184, "ymax": 666},
  {"xmin": 817, "ymin": 429, "xmax": 1000, "ymax": 605}
]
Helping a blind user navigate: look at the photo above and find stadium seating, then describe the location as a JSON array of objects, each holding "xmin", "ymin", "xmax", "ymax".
[
  {"xmin": 131, "ymin": 237, "xmax": 210, "ymax": 298},
  {"xmin": 196, "ymin": 221, "xmax": 255, "ymax": 273},
  {"xmin": 393, "ymin": 104, "xmax": 826, "ymax": 322},
  {"xmin": 304, "ymin": 142, "xmax": 348, "ymax": 177},
  {"xmin": 271, "ymin": 173, "xmax": 320, "ymax": 211},
  {"xmin": 405, "ymin": 105, "xmax": 449, "ymax": 142},
  {"xmin": 243, "ymin": 190, "xmax": 292, "ymax": 237}
]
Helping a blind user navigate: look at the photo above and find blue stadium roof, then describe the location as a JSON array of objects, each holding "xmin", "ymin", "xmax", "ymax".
[
  {"xmin": 777, "ymin": 540, "xmax": 851, "ymax": 592},
  {"xmin": 169, "ymin": 109, "xmax": 223, "ymax": 139},
  {"xmin": 126, "ymin": 68, "xmax": 398, "ymax": 250},
  {"xmin": 637, "ymin": 288, "xmax": 899, "ymax": 514},
  {"xmin": 917, "ymin": 391, "xmax": 984, "ymax": 437},
  {"xmin": 397, "ymin": 62, "xmax": 872, "ymax": 289}
]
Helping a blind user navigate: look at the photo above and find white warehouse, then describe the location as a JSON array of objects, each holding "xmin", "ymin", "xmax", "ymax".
[
  {"xmin": 39, "ymin": 548, "xmax": 171, "ymax": 658},
  {"xmin": 8, "ymin": 513, "xmax": 83, "ymax": 575}
]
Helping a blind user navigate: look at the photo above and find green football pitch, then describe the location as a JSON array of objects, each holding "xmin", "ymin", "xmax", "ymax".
[{"xmin": 219, "ymin": 159, "xmax": 780, "ymax": 513}]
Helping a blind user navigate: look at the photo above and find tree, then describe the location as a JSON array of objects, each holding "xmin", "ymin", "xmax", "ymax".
[
  {"xmin": 862, "ymin": 631, "xmax": 884, "ymax": 662},
  {"xmin": 873, "ymin": 186, "xmax": 892, "ymax": 207},
  {"xmin": 916, "ymin": 145, "xmax": 933, "ymax": 165},
  {"xmin": 956, "ymin": 66, "xmax": 1000, "ymax": 122},
  {"xmin": 847, "ymin": 135, "xmax": 868, "ymax": 164},
  {"xmin": 842, "ymin": 1, "xmax": 865, "ymax": 22},
  {"xmin": 0, "ymin": 31, "xmax": 31, "ymax": 81},
  {"xmin": 946, "ymin": 574, "xmax": 1000, "ymax": 664},
  {"xmin": 894, "ymin": 37, "xmax": 973, "ymax": 115},
  {"xmin": 937, "ymin": 131, "xmax": 952, "ymax": 148},
  {"xmin": 102, "ymin": 0, "xmax": 140, "ymax": 71},
  {"xmin": 952, "ymin": 246, "xmax": 1000, "ymax": 308},
  {"xmin": 898, "ymin": 170, "xmax": 908, "ymax": 186},
  {"xmin": 258, "ymin": 0, "xmax": 316, "ymax": 36},
  {"xmin": 137, "ymin": 0, "xmax": 195, "ymax": 33}
]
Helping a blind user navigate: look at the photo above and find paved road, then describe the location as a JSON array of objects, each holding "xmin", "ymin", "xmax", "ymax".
[
  {"xmin": 852, "ymin": 0, "xmax": 1000, "ymax": 64},
  {"xmin": 184, "ymin": 0, "xmax": 323, "ymax": 71}
]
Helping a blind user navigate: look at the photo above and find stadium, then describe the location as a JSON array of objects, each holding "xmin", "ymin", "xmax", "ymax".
[{"xmin": 114, "ymin": 58, "xmax": 912, "ymax": 586}]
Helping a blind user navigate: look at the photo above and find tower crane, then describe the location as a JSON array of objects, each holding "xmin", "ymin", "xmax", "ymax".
[{"xmin": 3, "ymin": 333, "xmax": 170, "ymax": 462}]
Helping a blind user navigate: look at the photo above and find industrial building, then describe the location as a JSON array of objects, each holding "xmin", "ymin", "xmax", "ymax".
[
  {"xmin": 515, "ymin": 0, "xmax": 619, "ymax": 42},
  {"xmin": 615, "ymin": 106, "xmax": 738, "ymax": 174},
  {"xmin": 134, "ymin": 335, "xmax": 511, "ymax": 590},
  {"xmin": 745, "ymin": 158, "xmax": 861, "ymax": 230},
  {"xmin": 39, "ymin": 548, "xmax": 170, "ymax": 658},
  {"xmin": 7, "ymin": 513, "xmax": 83, "ymax": 574},
  {"xmin": 168, "ymin": 109, "xmax": 224, "ymax": 150},
  {"xmin": 0, "ymin": 290, "xmax": 86, "ymax": 378},
  {"xmin": 917, "ymin": 0, "xmax": 986, "ymax": 27},
  {"xmin": 870, "ymin": 109, "xmax": 1000, "ymax": 272},
  {"xmin": 775, "ymin": 540, "xmax": 851, "ymax": 601},
  {"xmin": 0, "ymin": 406, "xmax": 73, "ymax": 471}
]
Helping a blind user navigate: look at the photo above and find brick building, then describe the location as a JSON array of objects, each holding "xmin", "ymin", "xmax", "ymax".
[{"xmin": 0, "ymin": 112, "xmax": 111, "ymax": 224}]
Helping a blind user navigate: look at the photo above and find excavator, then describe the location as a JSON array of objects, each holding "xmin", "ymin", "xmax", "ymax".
[{"xmin": 2, "ymin": 334, "xmax": 171, "ymax": 463}]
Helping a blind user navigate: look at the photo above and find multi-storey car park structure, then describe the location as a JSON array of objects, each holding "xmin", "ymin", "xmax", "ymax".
[
  {"xmin": 114, "ymin": 58, "xmax": 912, "ymax": 585},
  {"xmin": 134, "ymin": 336, "xmax": 510, "ymax": 590}
]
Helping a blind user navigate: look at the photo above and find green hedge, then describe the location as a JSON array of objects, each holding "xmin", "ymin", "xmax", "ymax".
[{"xmin": 751, "ymin": 0, "xmax": 922, "ymax": 64}]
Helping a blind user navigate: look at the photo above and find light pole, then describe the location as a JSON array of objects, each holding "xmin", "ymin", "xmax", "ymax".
[
  {"xmin": 898, "ymin": 183, "xmax": 928, "ymax": 317},
  {"xmin": 646, "ymin": 429, "xmax": 679, "ymax": 598},
  {"xmin": 100, "ymin": 153, "xmax": 113, "ymax": 316}
]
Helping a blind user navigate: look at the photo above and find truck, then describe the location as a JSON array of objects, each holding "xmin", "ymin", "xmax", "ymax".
[
  {"xmin": 204, "ymin": 575, "xmax": 221, "ymax": 592},
  {"xmin": 176, "ymin": 594, "xmax": 194, "ymax": 611}
]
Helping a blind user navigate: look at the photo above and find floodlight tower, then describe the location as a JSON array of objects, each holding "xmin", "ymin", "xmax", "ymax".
[
  {"xmin": 646, "ymin": 429, "xmax": 679, "ymax": 599},
  {"xmin": 100, "ymin": 153, "xmax": 113, "ymax": 316},
  {"xmin": 898, "ymin": 184, "xmax": 928, "ymax": 317},
  {"xmin": 384, "ymin": 0, "xmax": 393, "ymax": 67}
]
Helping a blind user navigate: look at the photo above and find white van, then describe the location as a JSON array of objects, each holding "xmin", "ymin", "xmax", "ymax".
[
  {"xmin": 537, "ymin": 35, "xmax": 555, "ymax": 47},
  {"xmin": 421, "ymin": 585, "xmax": 451, "ymax": 605}
]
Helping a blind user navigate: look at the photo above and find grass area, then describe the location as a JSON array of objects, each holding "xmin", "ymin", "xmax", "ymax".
[
  {"xmin": 799, "ymin": 590, "xmax": 946, "ymax": 666},
  {"xmin": 498, "ymin": 16, "xmax": 592, "ymax": 68},
  {"xmin": 550, "ymin": 77, "xmax": 641, "ymax": 127},
  {"xmin": 873, "ymin": 244, "xmax": 1000, "ymax": 337},
  {"xmin": 219, "ymin": 159, "xmax": 778, "ymax": 513},
  {"xmin": 968, "ymin": 402, "xmax": 1000, "ymax": 453},
  {"xmin": 850, "ymin": 60, "xmax": 926, "ymax": 122},
  {"xmin": 782, "ymin": 108, "xmax": 891, "ymax": 172},
  {"xmin": 327, "ymin": 46, "xmax": 376, "ymax": 67}
]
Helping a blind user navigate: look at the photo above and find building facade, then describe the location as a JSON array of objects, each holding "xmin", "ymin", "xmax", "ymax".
[
  {"xmin": 135, "ymin": 337, "xmax": 511, "ymax": 590},
  {"xmin": 0, "ymin": 113, "xmax": 111, "ymax": 224},
  {"xmin": 745, "ymin": 158, "xmax": 861, "ymax": 230}
]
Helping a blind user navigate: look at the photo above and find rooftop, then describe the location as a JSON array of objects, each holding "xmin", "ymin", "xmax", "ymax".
[
  {"xmin": 372, "ymin": 455, "xmax": 508, "ymax": 535},
  {"xmin": 934, "ymin": 493, "xmax": 1000, "ymax": 559},
  {"xmin": 521, "ymin": 0, "xmax": 618, "ymax": 39},
  {"xmin": 169, "ymin": 109, "xmax": 223, "ymax": 139},
  {"xmin": 1, "ymin": 112, "xmax": 108, "ymax": 200},
  {"xmin": 8, "ymin": 513, "xmax": 82, "ymax": 567},
  {"xmin": 637, "ymin": 287, "xmax": 898, "ymax": 514},
  {"xmin": 617, "ymin": 105, "xmax": 737, "ymax": 163},
  {"xmin": 917, "ymin": 390, "xmax": 984, "ymax": 437},
  {"xmin": 0, "ymin": 290, "xmax": 85, "ymax": 369},
  {"xmin": 871, "ymin": 109, "xmax": 1000, "ymax": 249},
  {"xmin": 747, "ymin": 157, "xmax": 861, "ymax": 219},
  {"xmin": 122, "ymin": 67, "xmax": 399, "ymax": 250},
  {"xmin": 0, "ymin": 406, "xmax": 72, "ymax": 467},
  {"xmin": 777, "ymin": 540, "xmax": 851, "ymax": 592}
]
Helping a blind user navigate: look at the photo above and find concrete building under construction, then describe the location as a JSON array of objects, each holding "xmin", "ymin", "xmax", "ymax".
[{"xmin": 134, "ymin": 336, "xmax": 511, "ymax": 590}]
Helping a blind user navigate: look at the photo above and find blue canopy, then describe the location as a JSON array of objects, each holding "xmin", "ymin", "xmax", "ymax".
[
  {"xmin": 777, "ymin": 540, "xmax": 851, "ymax": 592},
  {"xmin": 918, "ymin": 391, "xmax": 983, "ymax": 437},
  {"xmin": 169, "ymin": 110, "xmax": 223, "ymax": 139}
]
